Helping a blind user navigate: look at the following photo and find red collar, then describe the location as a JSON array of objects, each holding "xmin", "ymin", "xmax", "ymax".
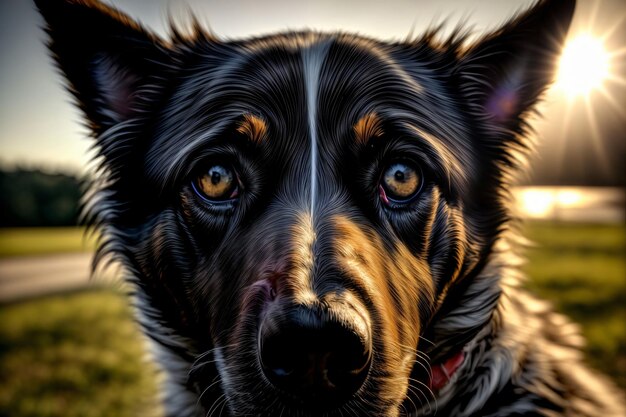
[{"xmin": 428, "ymin": 350, "xmax": 465, "ymax": 391}]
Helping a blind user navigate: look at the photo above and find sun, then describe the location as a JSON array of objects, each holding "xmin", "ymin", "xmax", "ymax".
[
  {"xmin": 544, "ymin": 2, "xmax": 626, "ymax": 185},
  {"xmin": 556, "ymin": 34, "xmax": 610, "ymax": 98}
]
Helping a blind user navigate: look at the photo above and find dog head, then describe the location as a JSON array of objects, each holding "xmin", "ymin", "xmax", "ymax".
[{"xmin": 37, "ymin": 0, "xmax": 574, "ymax": 415}]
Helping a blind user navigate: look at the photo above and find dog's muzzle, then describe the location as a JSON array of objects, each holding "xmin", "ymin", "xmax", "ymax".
[{"xmin": 258, "ymin": 303, "xmax": 372, "ymax": 407}]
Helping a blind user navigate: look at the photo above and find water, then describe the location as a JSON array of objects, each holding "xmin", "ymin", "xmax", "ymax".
[{"xmin": 513, "ymin": 186, "xmax": 625, "ymax": 223}]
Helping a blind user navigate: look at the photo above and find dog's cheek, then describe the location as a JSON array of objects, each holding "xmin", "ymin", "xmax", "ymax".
[
  {"xmin": 385, "ymin": 185, "xmax": 438, "ymax": 258},
  {"xmin": 132, "ymin": 208, "xmax": 203, "ymax": 338},
  {"xmin": 175, "ymin": 210, "xmax": 252, "ymax": 344},
  {"xmin": 333, "ymin": 216, "xmax": 433, "ymax": 365},
  {"xmin": 179, "ymin": 189, "xmax": 234, "ymax": 244},
  {"xmin": 427, "ymin": 202, "xmax": 468, "ymax": 297},
  {"xmin": 383, "ymin": 186, "xmax": 463, "ymax": 296}
]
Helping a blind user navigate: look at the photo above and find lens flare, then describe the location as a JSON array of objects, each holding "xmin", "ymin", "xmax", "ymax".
[{"xmin": 557, "ymin": 34, "xmax": 610, "ymax": 97}]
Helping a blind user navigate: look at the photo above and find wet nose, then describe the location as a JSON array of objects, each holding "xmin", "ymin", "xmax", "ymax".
[{"xmin": 259, "ymin": 307, "xmax": 372, "ymax": 406}]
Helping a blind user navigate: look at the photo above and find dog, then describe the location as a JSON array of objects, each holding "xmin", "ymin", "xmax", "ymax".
[{"xmin": 36, "ymin": 0, "xmax": 626, "ymax": 416}]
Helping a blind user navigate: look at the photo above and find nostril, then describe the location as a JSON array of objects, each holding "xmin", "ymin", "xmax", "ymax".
[
  {"xmin": 326, "ymin": 328, "xmax": 371, "ymax": 389},
  {"xmin": 259, "ymin": 322, "xmax": 372, "ymax": 405},
  {"xmin": 259, "ymin": 330, "xmax": 298, "ymax": 380}
]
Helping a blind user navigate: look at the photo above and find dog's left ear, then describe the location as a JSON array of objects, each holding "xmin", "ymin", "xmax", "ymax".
[
  {"xmin": 456, "ymin": 0, "xmax": 575, "ymax": 131},
  {"xmin": 34, "ymin": 0, "xmax": 172, "ymax": 135}
]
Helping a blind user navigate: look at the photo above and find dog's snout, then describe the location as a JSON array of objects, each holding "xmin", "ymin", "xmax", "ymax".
[{"xmin": 259, "ymin": 306, "xmax": 371, "ymax": 405}]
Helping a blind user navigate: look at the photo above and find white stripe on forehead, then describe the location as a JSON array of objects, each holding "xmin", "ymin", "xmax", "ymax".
[{"xmin": 301, "ymin": 41, "xmax": 332, "ymax": 219}]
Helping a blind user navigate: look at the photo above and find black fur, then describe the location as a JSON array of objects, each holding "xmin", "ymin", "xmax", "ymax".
[{"xmin": 36, "ymin": 0, "xmax": 626, "ymax": 416}]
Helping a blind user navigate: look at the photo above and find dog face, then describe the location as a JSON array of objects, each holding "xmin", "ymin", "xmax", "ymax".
[{"xmin": 37, "ymin": 0, "xmax": 574, "ymax": 415}]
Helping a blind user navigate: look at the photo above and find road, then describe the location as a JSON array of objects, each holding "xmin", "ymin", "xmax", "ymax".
[{"xmin": 0, "ymin": 253, "xmax": 122, "ymax": 302}]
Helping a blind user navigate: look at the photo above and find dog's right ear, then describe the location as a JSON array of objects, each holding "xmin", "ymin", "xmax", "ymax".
[{"xmin": 35, "ymin": 0, "xmax": 171, "ymax": 135}]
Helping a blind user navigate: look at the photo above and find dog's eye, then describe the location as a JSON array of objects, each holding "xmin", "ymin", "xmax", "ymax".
[
  {"xmin": 193, "ymin": 165, "xmax": 240, "ymax": 202},
  {"xmin": 379, "ymin": 162, "xmax": 422, "ymax": 204}
]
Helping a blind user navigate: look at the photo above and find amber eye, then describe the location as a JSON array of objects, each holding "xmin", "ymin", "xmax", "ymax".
[
  {"xmin": 379, "ymin": 162, "xmax": 422, "ymax": 204},
  {"xmin": 193, "ymin": 164, "xmax": 239, "ymax": 202}
]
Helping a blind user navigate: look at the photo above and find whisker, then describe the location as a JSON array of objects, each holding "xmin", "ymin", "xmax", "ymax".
[
  {"xmin": 190, "ymin": 342, "xmax": 243, "ymax": 379},
  {"xmin": 192, "ymin": 343, "xmax": 240, "ymax": 368},
  {"xmin": 402, "ymin": 384, "xmax": 421, "ymax": 416},
  {"xmin": 217, "ymin": 396, "xmax": 228, "ymax": 417},
  {"xmin": 198, "ymin": 374, "xmax": 224, "ymax": 406},
  {"xmin": 419, "ymin": 335, "xmax": 437, "ymax": 347},
  {"xmin": 414, "ymin": 355, "xmax": 434, "ymax": 381},
  {"xmin": 408, "ymin": 377, "xmax": 438, "ymax": 415},
  {"xmin": 206, "ymin": 393, "xmax": 226, "ymax": 417},
  {"xmin": 189, "ymin": 358, "xmax": 218, "ymax": 377}
]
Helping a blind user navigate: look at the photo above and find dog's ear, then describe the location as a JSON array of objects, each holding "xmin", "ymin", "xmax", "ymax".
[
  {"xmin": 35, "ymin": 0, "xmax": 171, "ymax": 134},
  {"xmin": 449, "ymin": 0, "xmax": 575, "ymax": 267},
  {"xmin": 456, "ymin": 0, "xmax": 575, "ymax": 132}
]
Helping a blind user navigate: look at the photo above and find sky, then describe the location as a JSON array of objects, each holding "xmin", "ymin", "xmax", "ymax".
[{"xmin": 0, "ymin": 0, "xmax": 624, "ymax": 184}]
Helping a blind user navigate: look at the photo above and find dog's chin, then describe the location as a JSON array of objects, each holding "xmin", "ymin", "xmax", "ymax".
[
  {"xmin": 212, "ymin": 352, "xmax": 405, "ymax": 417},
  {"xmin": 220, "ymin": 383, "xmax": 403, "ymax": 417}
]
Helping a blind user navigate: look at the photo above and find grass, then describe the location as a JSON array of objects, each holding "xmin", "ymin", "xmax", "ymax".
[
  {"xmin": 0, "ymin": 221, "xmax": 623, "ymax": 416},
  {"xmin": 522, "ymin": 221, "xmax": 626, "ymax": 388},
  {"xmin": 0, "ymin": 228, "xmax": 96, "ymax": 258},
  {"xmin": 0, "ymin": 290, "xmax": 161, "ymax": 417}
]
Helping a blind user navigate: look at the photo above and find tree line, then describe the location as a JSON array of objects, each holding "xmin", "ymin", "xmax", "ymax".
[{"xmin": 0, "ymin": 168, "xmax": 83, "ymax": 227}]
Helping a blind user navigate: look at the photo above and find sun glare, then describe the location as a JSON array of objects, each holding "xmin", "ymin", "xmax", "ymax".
[
  {"xmin": 557, "ymin": 34, "xmax": 610, "ymax": 97},
  {"xmin": 515, "ymin": 188, "xmax": 586, "ymax": 220}
]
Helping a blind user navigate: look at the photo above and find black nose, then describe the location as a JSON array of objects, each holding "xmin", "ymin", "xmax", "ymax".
[{"xmin": 259, "ymin": 307, "xmax": 372, "ymax": 406}]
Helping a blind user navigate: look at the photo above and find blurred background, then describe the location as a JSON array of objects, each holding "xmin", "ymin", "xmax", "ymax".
[{"xmin": 0, "ymin": 0, "xmax": 624, "ymax": 416}]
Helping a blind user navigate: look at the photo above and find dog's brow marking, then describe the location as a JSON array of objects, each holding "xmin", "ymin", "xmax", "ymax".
[
  {"xmin": 354, "ymin": 112, "xmax": 384, "ymax": 145},
  {"xmin": 301, "ymin": 40, "xmax": 331, "ymax": 218},
  {"xmin": 237, "ymin": 114, "xmax": 268, "ymax": 144}
]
